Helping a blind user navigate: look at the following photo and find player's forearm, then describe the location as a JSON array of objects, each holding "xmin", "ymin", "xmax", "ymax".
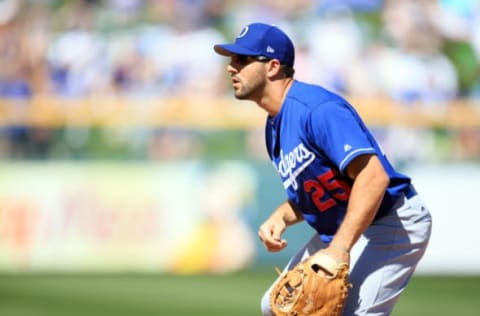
[
  {"xmin": 258, "ymin": 199, "xmax": 303, "ymax": 252},
  {"xmin": 272, "ymin": 200, "xmax": 304, "ymax": 227},
  {"xmin": 330, "ymin": 162, "xmax": 389, "ymax": 252}
]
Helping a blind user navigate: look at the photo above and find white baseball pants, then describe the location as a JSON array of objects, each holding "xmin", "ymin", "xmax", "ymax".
[{"xmin": 261, "ymin": 191, "xmax": 432, "ymax": 316}]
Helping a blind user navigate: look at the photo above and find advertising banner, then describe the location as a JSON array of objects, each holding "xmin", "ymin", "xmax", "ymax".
[{"xmin": 0, "ymin": 161, "xmax": 257, "ymax": 273}]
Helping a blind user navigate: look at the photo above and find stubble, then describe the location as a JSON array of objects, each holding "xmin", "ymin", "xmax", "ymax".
[{"xmin": 233, "ymin": 67, "xmax": 266, "ymax": 101}]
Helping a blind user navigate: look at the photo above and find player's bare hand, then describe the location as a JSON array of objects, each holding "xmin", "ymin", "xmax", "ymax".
[
  {"xmin": 258, "ymin": 220, "xmax": 287, "ymax": 252},
  {"xmin": 309, "ymin": 246, "xmax": 350, "ymax": 278},
  {"xmin": 317, "ymin": 245, "xmax": 350, "ymax": 268}
]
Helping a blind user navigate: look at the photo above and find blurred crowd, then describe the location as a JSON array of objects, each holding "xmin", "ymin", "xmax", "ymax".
[
  {"xmin": 1, "ymin": 0, "xmax": 479, "ymax": 100},
  {"xmin": 0, "ymin": 0, "xmax": 479, "ymax": 162}
]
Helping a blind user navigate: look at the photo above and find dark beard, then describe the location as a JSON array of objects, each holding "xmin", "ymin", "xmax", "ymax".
[{"xmin": 233, "ymin": 74, "xmax": 265, "ymax": 100}]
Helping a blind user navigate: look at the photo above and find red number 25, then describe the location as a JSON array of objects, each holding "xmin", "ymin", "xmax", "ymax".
[{"xmin": 303, "ymin": 170, "xmax": 351, "ymax": 212}]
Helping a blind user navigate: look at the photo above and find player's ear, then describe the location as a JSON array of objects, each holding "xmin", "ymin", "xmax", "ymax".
[{"xmin": 266, "ymin": 59, "xmax": 283, "ymax": 79}]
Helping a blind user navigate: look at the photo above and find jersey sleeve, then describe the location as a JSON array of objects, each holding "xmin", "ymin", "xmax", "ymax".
[{"xmin": 306, "ymin": 102, "xmax": 376, "ymax": 173}]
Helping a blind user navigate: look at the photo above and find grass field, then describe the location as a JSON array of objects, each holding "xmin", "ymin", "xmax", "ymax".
[{"xmin": 1, "ymin": 271, "xmax": 479, "ymax": 316}]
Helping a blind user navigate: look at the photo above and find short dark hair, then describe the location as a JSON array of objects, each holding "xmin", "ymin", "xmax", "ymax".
[{"xmin": 281, "ymin": 64, "xmax": 295, "ymax": 78}]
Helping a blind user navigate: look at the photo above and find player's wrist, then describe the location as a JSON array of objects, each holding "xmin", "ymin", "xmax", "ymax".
[{"xmin": 329, "ymin": 243, "xmax": 350, "ymax": 254}]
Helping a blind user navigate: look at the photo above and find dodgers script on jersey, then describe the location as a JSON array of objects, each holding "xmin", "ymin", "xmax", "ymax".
[{"xmin": 266, "ymin": 81, "xmax": 411, "ymax": 242}]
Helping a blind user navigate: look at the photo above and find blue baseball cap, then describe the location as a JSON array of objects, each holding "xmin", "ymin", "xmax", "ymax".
[{"xmin": 214, "ymin": 23, "xmax": 295, "ymax": 66}]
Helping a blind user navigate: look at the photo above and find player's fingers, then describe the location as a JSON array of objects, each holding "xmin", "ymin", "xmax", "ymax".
[
  {"xmin": 271, "ymin": 225, "xmax": 287, "ymax": 248},
  {"xmin": 265, "ymin": 239, "xmax": 287, "ymax": 252},
  {"xmin": 258, "ymin": 224, "xmax": 270, "ymax": 241},
  {"xmin": 260, "ymin": 235, "xmax": 287, "ymax": 252},
  {"xmin": 271, "ymin": 224, "xmax": 285, "ymax": 241},
  {"xmin": 258, "ymin": 223, "xmax": 279, "ymax": 243},
  {"xmin": 270, "ymin": 239, "xmax": 287, "ymax": 251},
  {"xmin": 258, "ymin": 225, "xmax": 287, "ymax": 252}
]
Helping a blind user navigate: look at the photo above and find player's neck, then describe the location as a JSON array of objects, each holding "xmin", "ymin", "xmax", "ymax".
[{"xmin": 257, "ymin": 78, "xmax": 293, "ymax": 116}]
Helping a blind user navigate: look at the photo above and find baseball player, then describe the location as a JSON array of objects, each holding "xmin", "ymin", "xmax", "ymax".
[{"xmin": 214, "ymin": 22, "xmax": 432, "ymax": 315}]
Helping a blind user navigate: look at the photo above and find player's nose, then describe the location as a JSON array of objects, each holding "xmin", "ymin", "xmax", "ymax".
[{"xmin": 227, "ymin": 63, "xmax": 237, "ymax": 74}]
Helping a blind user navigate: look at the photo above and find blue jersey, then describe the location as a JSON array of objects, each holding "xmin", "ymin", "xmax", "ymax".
[{"xmin": 265, "ymin": 80, "xmax": 411, "ymax": 242}]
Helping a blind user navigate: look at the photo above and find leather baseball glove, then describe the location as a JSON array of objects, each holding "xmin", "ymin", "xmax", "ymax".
[{"xmin": 270, "ymin": 253, "xmax": 351, "ymax": 316}]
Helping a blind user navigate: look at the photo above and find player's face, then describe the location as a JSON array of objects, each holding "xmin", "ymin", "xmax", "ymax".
[{"xmin": 228, "ymin": 55, "xmax": 270, "ymax": 100}]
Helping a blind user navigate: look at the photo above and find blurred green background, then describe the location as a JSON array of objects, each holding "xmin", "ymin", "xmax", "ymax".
[
  {"xmin": 1, "ymin": 0, "xmax": 479, "ymax": 315},
  {"xmin": 2, "ymin": 273, "xmax": 480, "ymax": 316}
]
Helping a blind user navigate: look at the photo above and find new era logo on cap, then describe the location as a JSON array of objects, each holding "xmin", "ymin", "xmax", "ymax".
[{"xmin": 213, "ymin": 22, "xmax": 295, "ymax": 66}]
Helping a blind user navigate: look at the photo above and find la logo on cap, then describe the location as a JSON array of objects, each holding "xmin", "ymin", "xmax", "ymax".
[{"xmin": 237, "ymin": 26, "xmax": 249, "ymax": 38}]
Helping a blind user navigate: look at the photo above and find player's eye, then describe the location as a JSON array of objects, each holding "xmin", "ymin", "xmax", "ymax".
[
  {"xmin": 231, "ymin": 55, "xmax": 271, "ymax": 66},
  {"xmin": 232, "ymin": 54, "xmax": 250, "ymax": 65}
]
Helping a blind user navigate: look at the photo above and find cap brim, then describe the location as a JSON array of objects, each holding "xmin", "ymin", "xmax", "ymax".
[{"xmin": 214, "ymin": 44, "xmax": 258, "ymax": 56}]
